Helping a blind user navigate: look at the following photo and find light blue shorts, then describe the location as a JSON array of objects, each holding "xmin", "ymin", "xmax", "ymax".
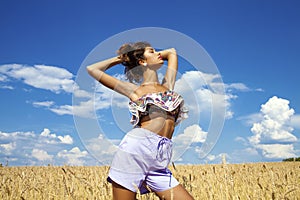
[{"xmin": 107, "ymin": 128, "xmax": 179, "ymax": 194}]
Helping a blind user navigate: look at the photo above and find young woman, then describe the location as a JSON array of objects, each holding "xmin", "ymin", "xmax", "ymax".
[{"xmin": 87, "ymin": 42, "xmax": 193, "ymax": 200}]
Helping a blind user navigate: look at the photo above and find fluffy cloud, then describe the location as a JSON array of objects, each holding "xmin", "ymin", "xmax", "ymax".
[
  {"xmin": 170, "ymin": 71, "xmax": 253, "ymax": 161},
  {"xmin": 94, "ymin": 81, "xmax": 128, "ymax": 110},
  {"xmin": 40, "ymin": 128, "xmax": 73, "ymax": 144},
  {"xmin": 0, "ymin": 64, "xmax": 93, "ymax": 118},
  {"xmin": 57, "ymin": 135, "xmax": 73, "ymax": 144},
  {"xmin": 31, "ymin": 149, "xmax": 53, "ymax": 161},
  {"xmin": 85, "ymin": 134, "xmax": 118, "ymax": 165},
  {"xmin": 57, "ymin": 147, "xmax": 89, "ymax": 166},
  {"xmin": 257, "ymin": 144, "xmax": 296, "ymax": 159},
  {"xmin": 0, "ymin": 129, "xmax": 90, "ymax": 165},
  {"xmin": 173, "ymin": 124, "xmax": 207, "ymax": 145},
  {"xmin": 248, "ymin": 96, "xmax": 298, "ymax": 159},
  {"xmin": 0, "ymin": 142, "xmax": 16, "ymax": 155},
  {"xmin": 172, "ymin": 124, "xmax": 208, "ymax": 161},
  {"xmin": 0, "ymin": 64, "xmax": 127, "ymax": 118},
  {"xmin": 0, "ymin": 64, "xmax": 74, "ymax": 93},
  {"xmin": 174, "ymin": 71, "xmax": 249, "ymax": 119}
]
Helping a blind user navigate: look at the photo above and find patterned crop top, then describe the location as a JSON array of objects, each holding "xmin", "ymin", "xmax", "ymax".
[{"xmin": 128, "ymin": 90, "xmax": 188, "ymax": 127}]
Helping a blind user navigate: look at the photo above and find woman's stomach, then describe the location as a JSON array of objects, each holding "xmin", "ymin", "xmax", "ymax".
[{"xmin": 139, "ymin": 113, "xmax": 175, "ymax": 139}]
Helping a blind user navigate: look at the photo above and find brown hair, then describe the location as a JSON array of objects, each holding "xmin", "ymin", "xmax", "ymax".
[{"xmin": 117, "ymin": 41, "xmax": 151, "ymax": 83}]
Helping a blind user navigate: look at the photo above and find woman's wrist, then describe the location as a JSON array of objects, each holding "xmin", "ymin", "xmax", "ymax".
[{"xmin": 160, "ymin": 48, "xmax": 177, "ymax": 60}]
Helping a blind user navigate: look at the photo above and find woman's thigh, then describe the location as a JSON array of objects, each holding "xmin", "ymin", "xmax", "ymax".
[
  {"xmin": 155, "ymin": 184, "xmax": 194, "ymax": 200},
  {"xmin": 112, "ymin": 181, "xmax": 137, "ymax": 200}
]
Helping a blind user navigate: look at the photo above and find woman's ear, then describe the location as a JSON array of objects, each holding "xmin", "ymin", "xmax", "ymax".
[{"xmin": 138, "ymin": 60, "xmax": 147, "ymax": 67}]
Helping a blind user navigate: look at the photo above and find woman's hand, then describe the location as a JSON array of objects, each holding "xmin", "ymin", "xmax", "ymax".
[{"xmin": 159, "ymin": 48, "xmax": 177, "ymax": 61}]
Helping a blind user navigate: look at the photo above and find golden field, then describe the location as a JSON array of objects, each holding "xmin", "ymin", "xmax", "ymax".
[{"xmin": 0, "ymin": 162, "xmax": 299, "ymax": 199}]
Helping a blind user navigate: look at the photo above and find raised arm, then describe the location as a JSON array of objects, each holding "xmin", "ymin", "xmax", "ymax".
[
  {"xmin": 86, "ymin": 56, "xmax": 138, "ymax": 99},
  {"xmin": 159, "ymin": 48, "xmax": 178, "ymax": 90}
]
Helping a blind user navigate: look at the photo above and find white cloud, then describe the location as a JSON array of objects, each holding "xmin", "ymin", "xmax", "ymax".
[
  {"xmin": 31, "ymin": 149, "xmax": 53, "ymax": 161},
  {"xmin": 49, "ymin": 105, "xmax": 74, "ymax": 116},
  {"xmin": 32, "ymin": 101, "xmax": 55, "ymax": 107},
  {"xmin": 255, "ymin": 88, "xmax": 264, "ymax": 92},
  {"xmin": 40, "ymin": 128, "xmax": 57, "ymax": 138},
  {"xmin": 174, "ymin": 71, "xmax": 247, "ymax": 120},
  {"xmin": 226, "ymin": 83, "xmax": 250, "ymax": 92},
  {"xmin": 0, "ymin": 74, "xmax": 8, "ymax": 82},
  {"xmin": 58, "ymin": 135, "xmax": 73, "ymax": 144},
  {"xmin": 261, "ymin": 96, "xmax": 295, "ymax": 121},
  {"xmin": 0, "ymin": 142, "xmax": 16, "ymax": 155},
  {"xmin": 94, "ymin": 79, "xmax": 128, "ymax": 110},
  {"xmin": 0, "ymin": 85, "xmax": 14, "ymax": 90},
  {"xmin": 0, "ymin": 64, "xmax": 92, "ymax": 118},
  {"xmin": 248, "ymin": 96, "xmax": 298, "ymax": 159},
  {"xmin": 0, "ymin": 129, "xmax": 81, "ymax": 165},
  {"xmin": 172, "ymin": 124, "xmax": 207, "ymax": 160},
  {"xmin": 0, "ymin": 130, "xmax": 36, "ymax": 141},
  {"xmin": 0, "ymin": 64, "xmax": 74, "ymax": 93},
  {"xmin": 50, "ymin": 99, "xmax": 95, "ymax": 118},
  {"xmin": 57, "ymin": 147, "xmax": 88, "ymax": 166},
  {"xmin": 85, "ymin": 134, "xmax": 118, "ymax": 165},
  {"xmin": 39, "ymin": 128, "xmax": 73, "ymax": 144},
  {"xmin": 73, "ymin": 84, "xmax": 93, "ymax": 98},
  {"xmin": 175, "ymin": 71, "xmax": 220, "ymax": 112},
  {"xmin": 6, "ymin": 64, "xmax": 124, "ymax": 118},
  {"xmin": 257, "ymin": 144, "xmax": 296, "ymax": 159},
  {"xmin": 249, "ymin": 96, "xmax": 297, "ymax": 144},
  {"xmin": 173, "ymin": 124, "xmax": 207, "ymax": 145}
]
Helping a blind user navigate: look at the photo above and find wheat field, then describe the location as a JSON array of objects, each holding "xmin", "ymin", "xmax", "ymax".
[{"xmin": 0, "ymin": 162, "xmax": 299, "ymax": 199}]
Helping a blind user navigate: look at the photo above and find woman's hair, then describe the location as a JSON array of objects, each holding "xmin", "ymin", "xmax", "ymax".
[{"xmin": 117, "ymin": 41, "xmax": 151, "ymax": 83}]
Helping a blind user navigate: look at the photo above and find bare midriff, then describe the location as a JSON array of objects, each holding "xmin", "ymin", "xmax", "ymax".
[{"xmin": 140, "ymin": 112, "xmax": 175, "ymax": 139}]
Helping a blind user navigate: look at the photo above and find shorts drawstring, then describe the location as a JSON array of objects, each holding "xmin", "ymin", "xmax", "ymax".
[
  {"xmin": 156, "ymin": 137, "xmax": 173, "ymax": 187},
  {"xmin": 156, "ymin": 137, "xmax": 172, "ymax": 162},
  {"xmin": 168, "ymin": 170, "xmax": 172, "ymax": 187}
]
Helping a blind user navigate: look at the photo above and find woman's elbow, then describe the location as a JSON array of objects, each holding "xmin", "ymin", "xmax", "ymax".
[
  {"xmin": 86, "ymin": 65, "xmax": 94, "ymax": 75},
  {"xmin": 170, "ymin": 48, "xmax": 177, "ymax": 54}
]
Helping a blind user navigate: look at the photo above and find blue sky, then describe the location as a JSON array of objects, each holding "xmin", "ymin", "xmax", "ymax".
[{"xmin": 0, "ymin": 0, "xmax": 299, "ymax": 166}]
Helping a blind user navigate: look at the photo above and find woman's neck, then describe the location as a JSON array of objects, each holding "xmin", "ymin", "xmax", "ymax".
[{"xmin": 142, "ymin": 69, "xmax": 159, "ymax": 85}]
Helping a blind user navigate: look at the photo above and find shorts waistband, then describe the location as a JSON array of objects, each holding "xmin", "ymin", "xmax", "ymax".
[{"xmin": 128, "ymin": 127, "xmax": 172, "ymax": 142}]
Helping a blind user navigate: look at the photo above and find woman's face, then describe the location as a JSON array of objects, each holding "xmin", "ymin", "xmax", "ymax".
[{"xmin": 142, "ymin": 47, "xmax": 164, "ymax": 69}]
